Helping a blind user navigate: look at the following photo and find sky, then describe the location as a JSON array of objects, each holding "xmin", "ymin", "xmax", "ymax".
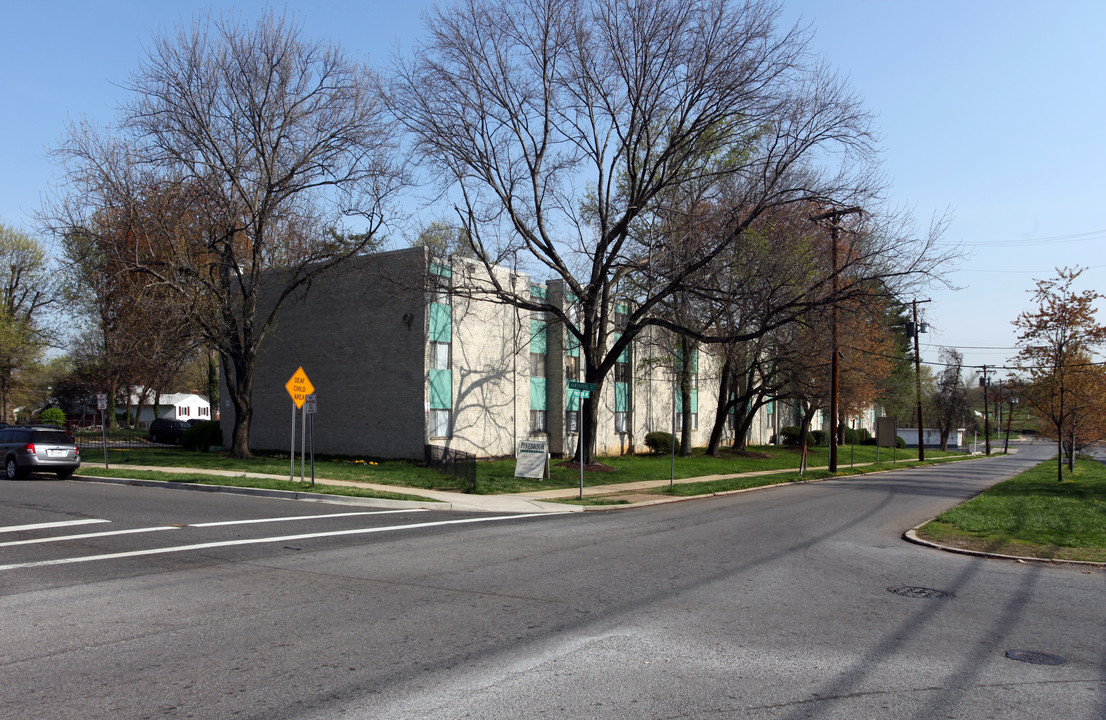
[{"xmin": 2, "ymin": 1, "xmax": 1104, "ymax": 377}]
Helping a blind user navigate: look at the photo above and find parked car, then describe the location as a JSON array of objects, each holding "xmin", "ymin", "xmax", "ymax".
[
  {"xmin": 0, "ymin": 425, "xmax": 81, "ymax": 479},
  {"xmin": 149, "ymin": 417, "xmax": 190, "ymax": 445}
]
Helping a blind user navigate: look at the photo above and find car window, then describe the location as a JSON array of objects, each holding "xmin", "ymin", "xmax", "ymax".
[{"xmin": 31, "ymin": 430, "xmax": 73, "ymax": 444}]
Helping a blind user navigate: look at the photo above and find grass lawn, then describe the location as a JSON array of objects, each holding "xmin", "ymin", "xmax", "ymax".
[
  {"xmin": 915, "ymin": 458, "xmax": 1106, "ymax": 563},
  {"xmin": 81, "ymin": 443, "xmax": 969, "ymax": 496},
  {"xmin": 76, "ymin": 465, "xmax": 443, "ymax": 503}
]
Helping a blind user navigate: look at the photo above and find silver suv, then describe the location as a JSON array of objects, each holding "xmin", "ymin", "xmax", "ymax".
[{"xmin": 0, "ymin": 426, "xmax": 81, "ymax": 479}]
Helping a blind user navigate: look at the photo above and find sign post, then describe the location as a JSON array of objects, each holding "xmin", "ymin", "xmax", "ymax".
[
  {"xmin": 568, "ymin": 381, "xmax": 596, "ymax": 499},
  {"xmin": 285, "ymin": 368, "xmax": 315, "ymax": 483},
  {"xmin": 305, "ymin": 393, "xmax": 317, "ymax": 486},
  {"xmin": 97, "ymin": 393, "xmax": 109, "ymax": 469}
]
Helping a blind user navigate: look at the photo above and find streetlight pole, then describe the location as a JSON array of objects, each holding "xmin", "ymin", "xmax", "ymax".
[{"xmin": 810, "ymin": 206, "xmax": 862, "ymax": 473}]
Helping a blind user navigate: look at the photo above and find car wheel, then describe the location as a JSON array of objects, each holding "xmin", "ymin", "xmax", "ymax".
[
  {"xmin": 6, "ymin": 457, "xmax": 25, "ymax": 480},
  {"xmin": 57, "ymin": 470, "xmax": 74, "ymax": 480}
]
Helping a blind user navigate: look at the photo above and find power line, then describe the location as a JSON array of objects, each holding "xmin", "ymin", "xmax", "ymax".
[{"xmin": 939, "ymin": 228, "xmax": 1106, "ymax": 248}]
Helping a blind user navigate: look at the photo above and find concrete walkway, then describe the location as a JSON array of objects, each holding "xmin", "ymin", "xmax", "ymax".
[{"xmin": 76, "ymin": 459, "xmax": 928, "ymax": 514}]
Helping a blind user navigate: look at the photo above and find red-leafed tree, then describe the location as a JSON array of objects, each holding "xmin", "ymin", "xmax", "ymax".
[{"xmin": 1012, "ymin": 267, "xmax": 1106, "ymax": 480}]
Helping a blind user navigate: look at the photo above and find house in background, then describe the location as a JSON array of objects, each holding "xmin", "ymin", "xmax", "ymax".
[{"xmin": 132, "ymin": 393, "xmax": 212, "ymax": 428}]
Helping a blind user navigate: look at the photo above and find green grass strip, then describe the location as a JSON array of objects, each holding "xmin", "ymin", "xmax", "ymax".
[
  {"xmin": 916, "ymin": 458, "xmax": 1106, "ymax": 563},
  {"xmin": 77, "ymin": 467, "xmax": 442, "ymax": 503}
]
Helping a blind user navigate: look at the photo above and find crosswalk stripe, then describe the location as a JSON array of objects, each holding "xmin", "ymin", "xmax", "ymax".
[
  {"xmin": 0, "ymin": 513, "xmax": 555, "ymax": 571},
  {"xmin": 0, "ymin": 519, "xmax": 109, "ymax": 534}
]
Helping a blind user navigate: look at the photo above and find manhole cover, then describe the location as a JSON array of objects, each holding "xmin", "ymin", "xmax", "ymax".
[
  {"xmin": 887, "ymin": 585, "xmax": 954, "ymax": 599},
  {"xmin": 1005, "ymin": 650, "xmax": 1067, "ymax": 666}
]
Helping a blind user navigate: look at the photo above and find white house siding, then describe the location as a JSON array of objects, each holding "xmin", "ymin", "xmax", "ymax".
[
  {"xmin": 441, "ymin": 261, "xmax": 532, "ymax": 458},
  {"xmin": 135, "ymin": 394, "xmax": 212, "ymax": 426}
]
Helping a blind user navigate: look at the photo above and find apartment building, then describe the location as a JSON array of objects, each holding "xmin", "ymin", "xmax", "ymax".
[{"xmin": 224, "ymin": 247, "xmax": 808, "ymax": 459}]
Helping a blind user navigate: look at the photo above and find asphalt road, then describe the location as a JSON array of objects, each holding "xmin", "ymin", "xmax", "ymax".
[{"xmin": 2, "ymin": 441, "xmax": 1103, "ymax": 719}]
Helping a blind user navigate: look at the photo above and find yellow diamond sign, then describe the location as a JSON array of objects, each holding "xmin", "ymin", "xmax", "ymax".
[{"xmin": 285, "ymin": 367, "xmax": 315, "ymax": 409}]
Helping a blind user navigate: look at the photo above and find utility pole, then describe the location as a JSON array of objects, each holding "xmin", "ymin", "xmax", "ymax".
[
  {"xmin": 810, "ymin": 205, "xmax": 862, "ymax": 473},
  {"xmin": 911, "ymin": 299, "xmax": 931, "ymax": 461},
  {"xmin": 980, "ymin": 364, "xmax": 991, "ymax": 455}
]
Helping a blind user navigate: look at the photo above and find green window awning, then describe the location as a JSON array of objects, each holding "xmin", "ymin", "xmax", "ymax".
[
  {"xmin": 429, "ymin": 303, "xmax": 452, "ymax": 343},
  {"xmin": 428, "ymin": 369, "xmax": 452, "ymax": 410}
]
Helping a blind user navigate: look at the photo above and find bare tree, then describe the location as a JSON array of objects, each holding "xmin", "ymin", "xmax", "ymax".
[
  {"xmin": 49, "ymin": 11, "xmax": 403, "ymax": 457},
  {"xmin": 929, "ymin": 348, "xmax": 970, "ymax": 450},
  {"xmin": 391, "ymin": 0, "xmax": 936, "ymax": 462}
]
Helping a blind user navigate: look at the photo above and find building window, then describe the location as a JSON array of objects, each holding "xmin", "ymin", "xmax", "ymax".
[
  {"xmin": 615, "ymin": 411, "xmax": 629, "ymax": 433},
  {"xmin": 430, "ymin": 262, "xmax": 452, "ymax": 305},
  {"xmin": 530, "ymin": 352, "xmax": 547, "ymax": 377},
  {"xmin": 565, "ymin": 354, "xmax": 579, "ymax": 382},
  {"xmin": 615, "ymin": 356, "xmax": 630, "ymax": 382},
  {"xmin": 531, "ymin": 409, "xmax": 547, "ymax": 434},
  {"xmin": 565, "ymin": 410, "xmax": 579, "ymax": 434},
  {"xmin": 429, "ymin": 409, "xmax": 451, "ymax": 438},
  {"xmin": 690, "ymin": 413, "xmax": 698, "ymax": 431},
  {"xmin": 431, "ymin": 341, "xmax": 451, "ymax": 370}
]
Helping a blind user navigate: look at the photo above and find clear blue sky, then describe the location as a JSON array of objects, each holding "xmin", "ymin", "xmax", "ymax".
[{"xmin": 2, "ymin": 1, "xmax": 1104, "ymax": 376}]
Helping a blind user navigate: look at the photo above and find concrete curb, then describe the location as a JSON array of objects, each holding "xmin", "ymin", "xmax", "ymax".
[
  {"xmin": 903, "ymin": 524, "xmax": 1106, "ymax": 569},
  {"xmin": 72, "ymin": 474, "xmax": 452, "ymax": 511}
]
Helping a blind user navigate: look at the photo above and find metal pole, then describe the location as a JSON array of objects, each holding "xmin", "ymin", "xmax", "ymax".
[
  {"xmin": 290, "ymin": 401, "xmax": 296, "ymax": 482},
  {"xmin": 670, "ymin": 372, "xmax": 676, "ymax": 489},
  {"xmin": 101, "ymin": 408, "xmax": 109, "ymax": 470},
  {"xmin": 301, "ymin": 401, "xmax": 307, "ymax": 483},
  {"xmin": 310, "ymin": 412, "xmax": 315, "ymax": 486},
  {"xmin": 579, "ymin": 393, "xmax": 585, "ymax": 500}
]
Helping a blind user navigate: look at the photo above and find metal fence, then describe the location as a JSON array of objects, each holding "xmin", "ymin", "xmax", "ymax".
[
  {"xmin": 424, "ymin": 445, "xmax": 477, "ymax": 493},
  {"xmin": 71, "ymin": 428, "xmax": 174, "ymax": 450}
]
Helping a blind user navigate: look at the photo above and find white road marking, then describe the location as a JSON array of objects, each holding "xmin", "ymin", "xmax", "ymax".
[
  {"xmin": 0, "ymin": 513, "xmax": 555, "ymax": 571},
  {"xmin": 189, "ymin": 509, "xmax": 421, "ymax": 527},
  {"xmin": 0, "ymin": 519, "xmax": 109, "ymax": 534},
  {"xmin": 0, "ymin": 526, "xmax": 178, "ymax": 547}
]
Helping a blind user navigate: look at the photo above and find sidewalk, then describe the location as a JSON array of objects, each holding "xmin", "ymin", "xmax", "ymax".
[{"xmin": 77, "ymin": 461, "xmax": 878, "ymax": 514}]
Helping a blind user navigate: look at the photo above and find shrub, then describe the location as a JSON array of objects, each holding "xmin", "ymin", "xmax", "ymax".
[
  {"xmin": 779, "ymin": 426, "xmax": 813, "ymax": 446},
  {"xmin": 182, "ymin": 421, "xmax": 223, "ymax": 451},
  {"xmin": 811, "ymin": 429, "xmax": 828, "ymax": 446},
  {"xmin": 39, "ymin": 407, "xmax": 67, "ymax": 427},
  {"xmin": 842, "ymin": 427, "xmax": 859, "ymax": 445},
  {"xmin": 856, "ymin": 427, "xmax": 872, "ymax": 443},
  {"xmin": 644, "ymin": 431, "xmax": 676, "ymax": 454}
]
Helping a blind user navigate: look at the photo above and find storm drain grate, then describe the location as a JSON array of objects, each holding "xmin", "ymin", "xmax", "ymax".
[
  {"xmin": 887, "ymin": 585, "xmax": 954, "ymax": 599},
  {"xmin": 1005, "ymin": 650, "xmax": 1067, "ymax": 666}
]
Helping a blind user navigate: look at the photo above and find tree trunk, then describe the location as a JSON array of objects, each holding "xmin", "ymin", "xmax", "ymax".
[
  {"xmin": 706, "ymin": 358, "xmax": 734, "ymax": 457},
  {"xmin": 678, "ymin": 336, "xmax": 694, "ymax": 457},
  {"xmin": 207, "ymin": 348, "xmax": 220, "ymax": 410},
  {"xmin": 224, "ymin": 349, "xmax": 256, "ymax": 459}
]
